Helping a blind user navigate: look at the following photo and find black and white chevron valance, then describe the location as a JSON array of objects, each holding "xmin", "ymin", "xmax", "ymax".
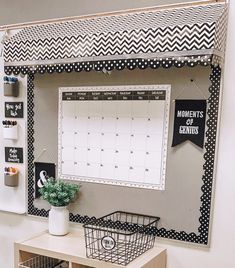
[{"xmin": 4, "ymin": 2, "xmax": 228, "ymax": 67}]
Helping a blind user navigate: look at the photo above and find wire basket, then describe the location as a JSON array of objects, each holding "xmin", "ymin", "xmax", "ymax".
[
  {"xmin": 18, "ymin": 255, "xmax": 68, "ymax": 268},
  {"xmin": 83, "ymin": 211, "xmax": 160, "ymax": 266}
]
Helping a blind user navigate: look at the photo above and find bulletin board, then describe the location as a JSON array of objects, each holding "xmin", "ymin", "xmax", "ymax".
[
  {"xmin": 14, "ymin": 63, "xmax": 219, "ymax": 246},
  {"xmin": 3, "ymin": 0, "xmax": 228, "ymax": 244},
  {"xmin": 58, "ymin": 85, "xmax": 171, "ymax": 190}
]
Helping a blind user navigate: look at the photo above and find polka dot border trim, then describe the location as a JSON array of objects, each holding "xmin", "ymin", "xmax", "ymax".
[
  {"xmin": 4, "ymin": 56, "xmax": 212, "ymax": 75},
  {"xmin": 8, "ymin": 61, "xmax": 221, "ymax": 245}
]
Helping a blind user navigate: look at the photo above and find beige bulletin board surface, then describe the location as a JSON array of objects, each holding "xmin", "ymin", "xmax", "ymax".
[{"xmin": 33, "ymin": 66, "xmax": 210, "ymax": 234}]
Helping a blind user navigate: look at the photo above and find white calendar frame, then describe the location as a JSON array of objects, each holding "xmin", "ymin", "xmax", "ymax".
[{"xmin": 58, "ymin": 85, "xmax": 171, "ymax": 190}]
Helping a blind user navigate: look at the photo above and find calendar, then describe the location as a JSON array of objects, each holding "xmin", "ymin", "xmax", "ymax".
[{"xmin": 58, "ymin": 85, "xmax": 171, "ymax": 190}]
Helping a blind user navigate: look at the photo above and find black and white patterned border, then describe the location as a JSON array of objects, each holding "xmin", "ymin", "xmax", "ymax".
[
  {"xmin": 4, "ymin": 56, "xmax": 212, "ymax": 75},
  {"xmin": 4, "ymin": 3, "xmax": 227, "ymax": 67},
  {"xmin": 4, "ymin": 58, "xmax": 221, "ymax": 245}
]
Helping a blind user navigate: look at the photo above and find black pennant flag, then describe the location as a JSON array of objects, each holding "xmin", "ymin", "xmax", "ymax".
[{"xmin": 172, "ymin": 100, "xmax": 207, "ymax": 148}]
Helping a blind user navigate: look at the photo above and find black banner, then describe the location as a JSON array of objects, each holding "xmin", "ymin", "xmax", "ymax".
[
  {"xmin": 34, "ymin": 162, "xmax": 56, "ymax": 198},
  {"xmin": 172, "ymin": 100, "xmax": 207, "ymax": 148}
]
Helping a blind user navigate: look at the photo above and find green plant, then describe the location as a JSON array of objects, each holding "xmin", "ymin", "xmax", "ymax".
[{"xmin": 39, "ymin": 178, "xmax": 80, "ymax": 207}]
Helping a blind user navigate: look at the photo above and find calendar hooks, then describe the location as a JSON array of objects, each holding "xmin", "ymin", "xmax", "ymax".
[{"xmin": 173, "ymin": 78, "xmax": 208, "ymax": 102}]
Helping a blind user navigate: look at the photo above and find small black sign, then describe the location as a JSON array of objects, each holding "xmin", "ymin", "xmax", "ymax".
[
  {"xmin": 172, "ymin": 100, "xmax": 207, "ymax": 148},
  {"xmin": 5, "ymin": 102, "xmax": 24, "ymax": 118},
  {"xmin": 34, "ymin": 162, "xmax": 56, "ymax": 198},
  {"xmin": 5, "ymin": 147, "xmax": 23, "ymax": 163}
]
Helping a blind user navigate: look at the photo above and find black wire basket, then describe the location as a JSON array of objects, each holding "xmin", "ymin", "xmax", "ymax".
[{"xmin": 83, "ymin": 211, "xmax": 160, "ymax": 266}]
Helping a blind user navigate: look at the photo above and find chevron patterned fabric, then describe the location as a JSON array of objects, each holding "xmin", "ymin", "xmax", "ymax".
[{"xmin": 4, "ymin": 3, "xmax": 228, "ymax": 67}]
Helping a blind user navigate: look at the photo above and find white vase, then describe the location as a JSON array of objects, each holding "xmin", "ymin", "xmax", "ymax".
[{"xmin": 49, "ymin": 206, "xmax": 69, "ymax": 236}]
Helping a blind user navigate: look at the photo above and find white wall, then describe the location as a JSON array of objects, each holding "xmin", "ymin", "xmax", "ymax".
[
  {"xmin": 0, "ymin": 2, "xmax": 235, "ymax": 268},
  {"xmin": 0, "ymin": 0, "xmax": 198, "ymax": 26},
  {"xmin": 159, "ymin": 1, "xmax": 235, "ymax": 267}
]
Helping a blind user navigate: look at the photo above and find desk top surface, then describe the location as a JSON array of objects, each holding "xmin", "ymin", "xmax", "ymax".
[{"xmin": 16, "ymin": 229, "xmax": 166, "ymax": 268}]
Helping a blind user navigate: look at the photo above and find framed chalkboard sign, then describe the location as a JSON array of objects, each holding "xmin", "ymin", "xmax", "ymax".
[
  {"xmin": 5, "ymin": 147, "xmax": 23, "ymax": 163},
  {"xmin": 5, "ymin": 102, "xmax": 24, "ymax": 118}
]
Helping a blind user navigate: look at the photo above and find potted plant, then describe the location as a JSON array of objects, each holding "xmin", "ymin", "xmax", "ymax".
[{"xmin": 39, "ymin": 178, "xmax": 80, "ymax": 236}]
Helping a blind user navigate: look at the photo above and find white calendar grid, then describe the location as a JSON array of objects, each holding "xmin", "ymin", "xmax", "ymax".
[{"xmin": 58, "ymin": 85, "xmax": 171, "ymax": 190}]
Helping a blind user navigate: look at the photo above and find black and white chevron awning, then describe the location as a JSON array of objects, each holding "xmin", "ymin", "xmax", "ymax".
[{"xmin": 4, "ymin": 2, "xmax": 228, "ymax": 67}]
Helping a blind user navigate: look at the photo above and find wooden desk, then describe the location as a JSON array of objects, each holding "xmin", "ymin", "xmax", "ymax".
[{"xmin": 15, "ymin": 229, "xmax": 166, "ymax": 268}]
